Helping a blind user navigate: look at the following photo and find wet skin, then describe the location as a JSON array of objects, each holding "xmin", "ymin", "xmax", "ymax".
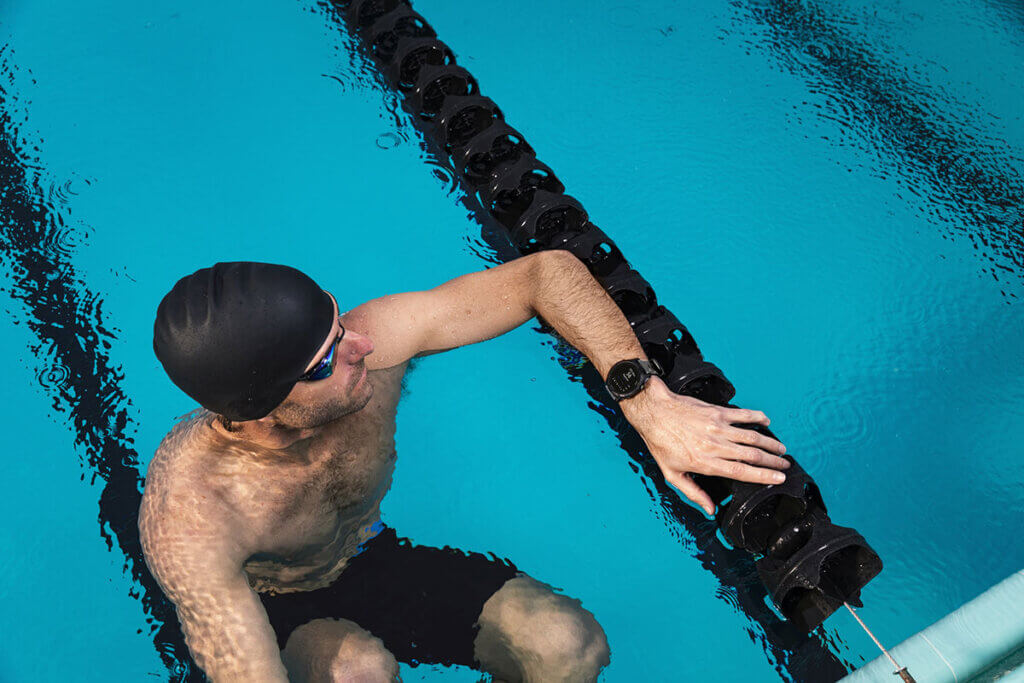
[
  {"xmin": 138, "ymin": 291, "xmax": 609, "ymax": 682},
  {"xmin": 139, "ymin": 251, "xmax": 789, "ymax": 681}
]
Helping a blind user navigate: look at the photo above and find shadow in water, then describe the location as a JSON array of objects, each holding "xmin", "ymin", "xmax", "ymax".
[
  {"xmin": 732, "ymin": 0, "xmax": 1024, "ymax": 301},
  {"xmin": 0, "ymin": 48, "xmax": 203, "ymax": 681}
]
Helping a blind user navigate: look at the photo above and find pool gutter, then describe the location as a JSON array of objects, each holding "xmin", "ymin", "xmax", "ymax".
[{"xmin": 842, "ymin": 569, "xmax": 1024, "ymax": 682}]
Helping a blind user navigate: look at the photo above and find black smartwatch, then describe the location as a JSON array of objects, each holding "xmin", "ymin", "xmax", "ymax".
[{"xmin": 604, "ymin": 358, "xmax": 664, "ymax": 401}]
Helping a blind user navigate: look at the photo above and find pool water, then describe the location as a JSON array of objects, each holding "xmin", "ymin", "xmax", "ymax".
[{"xmin": 1, "ymin": 0, "xmax": 1021, "ymax": 681}]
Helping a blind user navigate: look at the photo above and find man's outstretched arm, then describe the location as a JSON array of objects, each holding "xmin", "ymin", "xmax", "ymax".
[
  {"xmin": 344, "ymin": 250, "xmax": 644, "ymax": 373},
  {"xmin": 342, "ymin": 249, "xmax": 790, "ymax": 513}
]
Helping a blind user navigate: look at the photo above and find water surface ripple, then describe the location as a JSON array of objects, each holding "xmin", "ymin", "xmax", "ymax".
[{"xmin": 735, "ymin": 0, "xmax": 1024, "ymax": 301}]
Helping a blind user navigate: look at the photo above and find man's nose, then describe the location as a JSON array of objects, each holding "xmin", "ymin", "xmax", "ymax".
[{"xmin": 346, "ymin": 331, "xmax": 374, "ymax": 360}]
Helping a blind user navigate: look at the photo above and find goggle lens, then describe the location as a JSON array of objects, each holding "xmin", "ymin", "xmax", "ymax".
[{"xmin": 299, "ymin": 322, "xmax": 345, "ymax": 382}]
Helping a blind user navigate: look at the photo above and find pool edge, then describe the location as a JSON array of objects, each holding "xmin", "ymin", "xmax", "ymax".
[{"xmin": 842, "ymin": 569, "xmax": 1024, "ymax": 682}]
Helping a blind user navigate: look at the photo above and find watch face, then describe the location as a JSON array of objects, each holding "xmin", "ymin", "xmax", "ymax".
[{"xmin": 608, "ymin": 361, "xmax": 642, "ymax": 396}]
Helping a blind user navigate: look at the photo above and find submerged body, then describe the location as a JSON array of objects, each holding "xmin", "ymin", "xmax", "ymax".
[
  {"xmin": 140, "ymin": 251, "xmax": 789, "ymax": 681},
  {"xmin": 141, "ymin": 362, "xmax": 405, "ymax": 598},
  {"xmin": 141, "ymin": 359, "xmax": 610, "ymax": 682}
]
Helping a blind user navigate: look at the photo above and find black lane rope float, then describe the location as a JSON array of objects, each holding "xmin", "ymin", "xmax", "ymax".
[{"xmin": 328, "ymin": 0, "xmax": 901, "ymax": 669}]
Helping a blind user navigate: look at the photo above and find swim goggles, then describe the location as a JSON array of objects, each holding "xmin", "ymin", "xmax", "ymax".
[{"xmin": 298, "ymin": 318, "xmax": 345, "ymax": 382}]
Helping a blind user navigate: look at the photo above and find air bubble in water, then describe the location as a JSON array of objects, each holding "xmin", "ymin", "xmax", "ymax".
[{"xmin": 376, "ymin": 132, "xmax": 402, "ymax": 149}]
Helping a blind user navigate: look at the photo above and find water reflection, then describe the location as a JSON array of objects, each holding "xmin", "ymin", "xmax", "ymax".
[
  {"xmin": 738, "ymin": 0, "xmax": 1024, "ymax": 301},
  {"xmin": 0, "ymin": 53, "xmax": 201, "ymax": 680}
]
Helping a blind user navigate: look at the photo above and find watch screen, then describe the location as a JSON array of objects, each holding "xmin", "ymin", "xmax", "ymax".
[{"xmin": 608, "ymin": 363, "xmax": 641, "ymax": 395}]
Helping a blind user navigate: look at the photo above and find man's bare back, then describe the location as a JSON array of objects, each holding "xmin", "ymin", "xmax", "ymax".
[{"xmin": 140, "ymin": 362, "xmax": 409, "ymax": 598}]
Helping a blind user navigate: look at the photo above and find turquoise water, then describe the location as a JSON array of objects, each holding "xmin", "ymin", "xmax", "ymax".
[{"xmin": 1, "ymin": 0, "xmax": 1022, "ymax": 681}]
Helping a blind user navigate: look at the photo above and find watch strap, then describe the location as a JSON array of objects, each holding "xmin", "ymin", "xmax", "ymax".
[{"xmin": 636, "ymin": 358, "xmax": 663, "ymax": 377}]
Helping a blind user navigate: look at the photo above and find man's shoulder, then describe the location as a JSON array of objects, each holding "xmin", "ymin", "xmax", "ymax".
[
  {"xmin": 138, "ymin": 416, "xmax": 253, "ymax": 596},
  {"xmin": 144, "ymin": 411, "xmax": 214, "ymax": 491},
  {"xmin": 139, "ymin": 413, "xmax": 233, "ymax": 548}
]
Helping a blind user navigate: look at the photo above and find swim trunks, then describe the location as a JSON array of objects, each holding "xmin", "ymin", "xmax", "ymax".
[{"xmin": 258, "ymin": 522, "xmax": 522, "ymax": 669}]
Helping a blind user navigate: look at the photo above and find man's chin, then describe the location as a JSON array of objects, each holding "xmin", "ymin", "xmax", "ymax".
[
  {"xmin": 354, "ymin": 382, "xmax": 373, "ymax": 410},
  {"xmin": 323, "ymin": 386, "xmax": 372, "ymax": 425}
]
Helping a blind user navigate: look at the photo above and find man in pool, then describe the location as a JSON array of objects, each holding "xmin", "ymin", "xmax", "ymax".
[{"xmin": 139, "ymin": 252, "xmax": 790, "ymax": 682}]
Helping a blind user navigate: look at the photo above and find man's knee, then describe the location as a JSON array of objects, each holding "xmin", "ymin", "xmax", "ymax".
[
  {"xmin": 473, "ymin": 575, "xmax": 610, "ymax": 682},
  {"xmin": 282, "ymin": 618, "xmax": 400, "ymax": 683}
]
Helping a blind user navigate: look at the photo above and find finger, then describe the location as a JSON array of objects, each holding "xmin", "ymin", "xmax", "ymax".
[
  {"xmin": 710, "ymin": 459, "xmax": 788, "ymax": 486},
  {"xmin": 727, "ymin": 426, "xmax": 788, "ymax": 457},
  {"xmin": 722, "ymin": 444, "xmax": 791, "ymax": 471},
  {"xmin": 723, "ymin": 407, "xmax": 770, "ymax": 425},
  {"xmin": 667, "ymin": 472, "xmax": 715, "ymax": 515}
]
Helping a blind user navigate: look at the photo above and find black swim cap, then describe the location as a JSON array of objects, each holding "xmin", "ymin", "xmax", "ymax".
[{"xmin": 153, "ymin": 262, "xmax": 334, "ymax": 421}]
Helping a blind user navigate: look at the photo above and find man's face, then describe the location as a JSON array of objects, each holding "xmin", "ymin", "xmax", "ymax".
[{"xmin": 271, "ymin": 291, "xmax": 375, "ymax": 429}]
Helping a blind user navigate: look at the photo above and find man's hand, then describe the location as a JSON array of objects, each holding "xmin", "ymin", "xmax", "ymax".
[{"xmin": 620, "ymin": 377, "xmax": 790, "ymax": 516}]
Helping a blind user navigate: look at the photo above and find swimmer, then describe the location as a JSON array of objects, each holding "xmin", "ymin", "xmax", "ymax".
[{"xmin": 138, "ymin": 251, "xmax": 790, "ymax": 682}]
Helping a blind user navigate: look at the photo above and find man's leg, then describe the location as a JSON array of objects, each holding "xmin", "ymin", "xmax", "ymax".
[
  {"xmin": 261, "ymin": 525, "xmax": 602, "ymax": 678},
  {"xmin": 280, "ymin": 617, "xmax": 401, "ymax": 683},
  {"xmin": 472, "ymin": 575, "xmax": 610, "ymax": 683},
  {"xmin": 261, "ymin": 524, "xmax": 526, "ymax": 672}
]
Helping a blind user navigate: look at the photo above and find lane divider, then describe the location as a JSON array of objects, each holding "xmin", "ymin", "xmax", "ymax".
[{"xmin": 329, "ymin": 0, "xmax": 881, "ymax": 636}]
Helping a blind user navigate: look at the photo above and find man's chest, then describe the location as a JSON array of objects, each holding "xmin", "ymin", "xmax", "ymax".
[
  {"xmin": 305, "ymin": 417, "xmax": 397, "ymax": 514},
  {"xmin": 227, "ymin": 366, "xmax": 407, "ymax": 545}
]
